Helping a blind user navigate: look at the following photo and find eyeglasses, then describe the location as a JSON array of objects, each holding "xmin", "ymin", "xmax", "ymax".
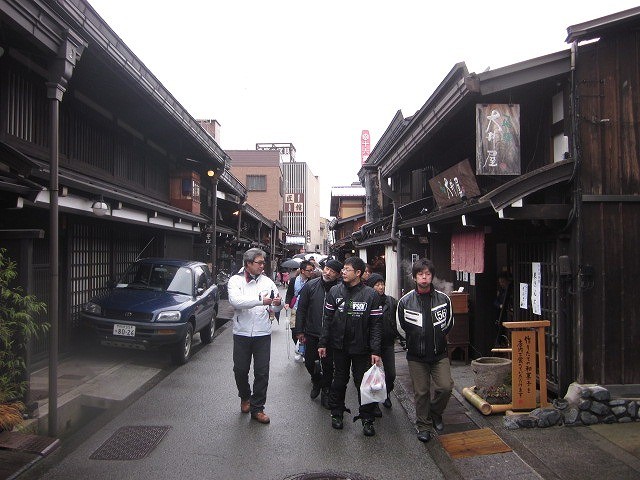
[
  {"xmin": 252, "ymin": 260, "xmax": 265, "ymax": 265},
  {"xmin": 303, "ymin": 268, "xmax": 314, "ymax": 273},
  {"xmin": 342, "ymin": 268, "xmax": 354, "ymax": 273}
]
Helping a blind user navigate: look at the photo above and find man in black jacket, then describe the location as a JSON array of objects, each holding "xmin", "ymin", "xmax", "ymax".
[
  {"xmin": 318, "ymin": 256, "xmax": 382, "ymax": 437},
  {"xmin": 294, "ymin": 259, "xmax": 343, "ymax": 408},
  {"xmin": 397, "ymin": 258, "xmax": 454, "ymax": 443}
]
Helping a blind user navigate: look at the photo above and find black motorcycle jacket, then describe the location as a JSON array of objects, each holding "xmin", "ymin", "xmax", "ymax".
[
  {"xmin": 397, "ymin": 288, "xmax": 454, "ymax": 363},
  {"xmin": 319, "ymin": 281, "xmax": 382, "ymax": 355}
]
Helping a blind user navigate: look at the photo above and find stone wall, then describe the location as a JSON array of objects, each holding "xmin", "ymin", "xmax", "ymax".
[{"xmin": 504, "ymin": 383, "xmax": 639, "ymax": 429}]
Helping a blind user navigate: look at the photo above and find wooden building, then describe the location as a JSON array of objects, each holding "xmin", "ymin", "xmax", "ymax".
[
  {"xmin": 0, "ymin": 0, "xmax": 282, "ymax": 369},
  {"xmin": 356, "ymin": 7, "xmax": 640, "ymax": 394}
]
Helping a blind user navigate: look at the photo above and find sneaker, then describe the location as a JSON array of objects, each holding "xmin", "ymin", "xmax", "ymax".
[
  {"xmin": 310, "ymin": 383, "xmax": 321, "ymax": 399},
  {"xmin": 383, "ymin": 396, "xmax": 392, "ymax": 409},
  {"xmin": 417, "ymin": 430, "xmax": 431, "ymax": 442},
  {"xmin": 331, "ymin": 415, "xmax": 344, "ymax": 430},
  {"xmin": 362, "ymin": 419, "xmax": 375, "ymax": 437}
]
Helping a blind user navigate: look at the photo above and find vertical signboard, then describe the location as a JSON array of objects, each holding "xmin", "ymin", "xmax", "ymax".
[
  {"xmin": 361, "ymin": 130, "xmax": 370, "ymax": 165},
  {"xmin": 476, "ymin": 104, "xmax": 520, "ymax": 175},
  {"xmin": 512, "ymin": 330, "xmax": 537, "ymax": 409}
]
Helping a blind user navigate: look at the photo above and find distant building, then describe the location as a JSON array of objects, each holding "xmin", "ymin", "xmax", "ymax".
[
  {"xmin": 269, "ymin": 146, "xmax": 322, "ymax": 254},
  {"xmin": 328, "ymin": 183, "xmax": 366, "ymax": 260},
  {"xmin": 226, "ymin": 150, "xmax": 283, "ymax": 223}
]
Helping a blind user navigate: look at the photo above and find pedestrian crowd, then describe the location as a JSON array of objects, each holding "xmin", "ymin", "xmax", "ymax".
[{"xmin": 227, "ymin": 247, "xmax": 455, "ymax": 442}]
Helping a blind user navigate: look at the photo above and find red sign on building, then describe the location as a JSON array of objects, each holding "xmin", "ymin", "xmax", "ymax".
[{"xmin": 361, "ymin": 130, "xmax": 370, "ymax": 165}]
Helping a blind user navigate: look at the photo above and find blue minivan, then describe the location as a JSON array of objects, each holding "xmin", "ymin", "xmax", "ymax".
[{"xmin": 81, "ymin": 258, "xmax": 219, "ymax": 365}]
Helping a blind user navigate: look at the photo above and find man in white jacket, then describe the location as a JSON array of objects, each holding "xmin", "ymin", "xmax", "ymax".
[{"xmin": 228, "ymin": 248, "xmax": 282, "ymax": 424}]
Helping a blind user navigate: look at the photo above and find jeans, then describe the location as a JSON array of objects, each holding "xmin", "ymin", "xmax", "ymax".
[{"xmin": 233, "ymin": 334, "xmax": 271, "ymax": 414}]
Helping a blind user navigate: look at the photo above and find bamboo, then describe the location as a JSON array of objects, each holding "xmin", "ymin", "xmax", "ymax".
[{"xmin": 462, "ymin": 386, "xmax": 513, "ymax": 415}]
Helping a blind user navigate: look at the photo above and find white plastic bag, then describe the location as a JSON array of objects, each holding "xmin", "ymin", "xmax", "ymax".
[{"xmin": 360, "ymin": 363, "xmax": 386, "ymax": 404}]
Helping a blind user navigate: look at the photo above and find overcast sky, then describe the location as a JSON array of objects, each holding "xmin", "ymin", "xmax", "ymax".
[{"xmin": 87, "ymin": 0, "xmax": 638, "ymax": 217}]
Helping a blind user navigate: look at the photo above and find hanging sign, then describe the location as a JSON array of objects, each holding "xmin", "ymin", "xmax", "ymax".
[
  {"xmin": 476, "ymin": 104, "xmax": 521, "ymax": 175},
  {"xmin": 428, "ymin": 159, "xmax": 480, "ymax": 208}
]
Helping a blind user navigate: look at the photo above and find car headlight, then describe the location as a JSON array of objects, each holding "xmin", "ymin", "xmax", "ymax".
[
  {"xmin": 83, "ymin": 302, "xmax": 102, "ymax": 315},
  {"xmin": 156, "ymin": 311, "xmax": 181, "ymax": 322}
]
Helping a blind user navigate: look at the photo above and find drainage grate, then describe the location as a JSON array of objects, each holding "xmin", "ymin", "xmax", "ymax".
[
  {"xmin": 283, "ymin": 472, "xmax": 376, "ymax": 480},
  {"xmin": 89, "ymin": 425, "xmax": 170, "ymax": 460}
]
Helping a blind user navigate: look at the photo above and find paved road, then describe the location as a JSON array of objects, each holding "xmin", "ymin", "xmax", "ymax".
[{"xmin": 31, "ymin": 318, "xmax": 445, "ymax": 480}]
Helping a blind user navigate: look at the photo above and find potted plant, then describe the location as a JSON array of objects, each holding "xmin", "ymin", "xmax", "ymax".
[{"xmin": 0, "ymin": 248, "xmax": 48, "ymax": 431}]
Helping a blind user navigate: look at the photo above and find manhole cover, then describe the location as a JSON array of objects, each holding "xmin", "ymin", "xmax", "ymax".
[
  {"xmin": 283, "ymin": 472, "xmax": 376, "ymax": 480},
  {"xmin": 90, "ymin": 425, "xmax": 170, "ymax": 460}
]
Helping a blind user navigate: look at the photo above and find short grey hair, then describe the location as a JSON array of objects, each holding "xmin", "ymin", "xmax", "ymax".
[{"xmin": 243, "ymin": 248, "xmax": 266, "ymax": 266}]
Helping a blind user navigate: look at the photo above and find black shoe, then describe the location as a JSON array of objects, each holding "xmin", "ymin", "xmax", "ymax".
[
  {"xmin": 432, "ymin": 416, "xmax": 444, "ymax": 432},
  {"xmin": 417, "ymin": 430, "xmax": 431, "ymax": 442},
  {"xmin": 383, "ymin": 396, "xmax": 392, "ymax": 409},
  {"xmin": 362, "ymin": 419, "xmax": 375, "ymax": 437},
  {"xmin": 331, "ymin": 415, "xmax": 344, "ymax": 430},
  {"xmin": 310, "ymin": 384, "xmax": 321, "ymax": 399},
  {"xmin": 321, "ymin": 388, "xmax": 331, "ymax": 410}
]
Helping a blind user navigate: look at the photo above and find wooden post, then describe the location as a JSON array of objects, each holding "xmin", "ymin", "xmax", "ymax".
[{"xmin": 503, "ymin": 321, "xmax": 550, "ymax": 409}]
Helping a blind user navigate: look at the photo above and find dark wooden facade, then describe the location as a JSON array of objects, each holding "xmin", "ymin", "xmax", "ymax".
[{"xmin": 572, "ymin": 25, "xmax": 640, "ymax": 385}]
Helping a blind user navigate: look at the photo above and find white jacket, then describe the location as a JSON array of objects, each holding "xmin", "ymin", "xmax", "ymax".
[{"xmin": 227, "ymin": 271, "xmax": 282, "ymax": 337}]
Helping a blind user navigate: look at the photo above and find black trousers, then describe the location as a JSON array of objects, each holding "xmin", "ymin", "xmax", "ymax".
[
  {"xmin": 233, "ymin": 334, "xmax": 271, "ymax": 414},
  {"xmin": 380, "ymin": 344, "xmax": 396, "ymax": 395},
  {"xmin": 329, "ymin": 348, "xmax": 377, "ymax": 420},
  {"xmin": 303, "ymin": 335, "xmax": 333, "ymax": 389}
]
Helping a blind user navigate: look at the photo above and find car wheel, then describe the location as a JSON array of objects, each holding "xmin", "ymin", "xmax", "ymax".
[
  {"xmin": 200, "ymin": 317, "xmax": 214, "ymax": 345},
  {"xmin": 171, "ymin": 323, "xmax": 193, "ymax": 365}
]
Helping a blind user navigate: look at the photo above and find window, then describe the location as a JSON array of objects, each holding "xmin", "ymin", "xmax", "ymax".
[{"xmin": 247, "ymin": 175, "xmax": 267, "ymax": 191}]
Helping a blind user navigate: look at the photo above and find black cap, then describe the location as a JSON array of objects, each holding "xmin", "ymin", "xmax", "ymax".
[
  {"xmin": 325, "ymin": 259, "xmax": 344, "ymax": 274},
  {"xmin": 366, "ymin": 273, "xmax": 385, "ymax": 288}
]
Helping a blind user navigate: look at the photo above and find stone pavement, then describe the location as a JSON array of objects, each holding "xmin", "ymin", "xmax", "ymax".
[{"xmin": 4, "ymin": 288, "xmax": 639, "ymax": 480}]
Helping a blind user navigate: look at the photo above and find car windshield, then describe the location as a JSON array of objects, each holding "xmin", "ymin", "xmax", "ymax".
[{"xmin": 116, "ymin": 263, "xmax": 193, "ymax": 295}]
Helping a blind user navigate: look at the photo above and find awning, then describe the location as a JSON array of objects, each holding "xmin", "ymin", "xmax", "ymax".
[{"xmin": 479, "ymin": 159, "xmax": 575, "ymax": 211}]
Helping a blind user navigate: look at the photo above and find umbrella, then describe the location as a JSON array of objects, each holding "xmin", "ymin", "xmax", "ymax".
[
  {"xmin": 281, "ymin": 258, "xmax": 302, "ymax": 269},
  {"xmin": 293, "ymin": 253, "xmax": 306, "ymax": 259},
  {"xmin": 305, "ymin": 253, "xmax": 327, "ymax": 262}
]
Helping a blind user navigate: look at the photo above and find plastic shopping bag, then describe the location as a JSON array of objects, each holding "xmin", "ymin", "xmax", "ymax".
[{"xmin": 360, "ymin": 363, "xmax": 387, "ymax": 404}]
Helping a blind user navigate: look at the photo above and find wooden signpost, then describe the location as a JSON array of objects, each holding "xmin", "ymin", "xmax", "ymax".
[
  {"xmin": 504, "ymin": 320, "xmax": 550, "ymax": 409},
  {"xmin": 463, "ymin": 320, "xmax": 550, "ymax": 414}
]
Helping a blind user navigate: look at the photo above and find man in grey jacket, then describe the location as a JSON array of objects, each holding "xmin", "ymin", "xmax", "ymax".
[{"xmin": 228, "ymin": 248, "xmax": 281, "ymax": 424}]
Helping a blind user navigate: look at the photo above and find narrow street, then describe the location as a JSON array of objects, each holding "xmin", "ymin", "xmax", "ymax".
[{"xmin": 26, "ymin": 316, "xmax": 445, "ymax": 480}]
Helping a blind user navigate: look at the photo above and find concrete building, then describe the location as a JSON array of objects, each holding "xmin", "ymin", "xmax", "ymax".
[
  {"xmin": 226, "ymin": 150, "xmax": 283, "ymax": 223},
  {"xmin": 279, "ymin": 154, "xmax": 323, "ymax": 254}
]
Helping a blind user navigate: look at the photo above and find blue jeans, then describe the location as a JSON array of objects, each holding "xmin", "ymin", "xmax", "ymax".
[{"xmin": 233, "ymin": 334, "xmax": 271, "ymax": 414}]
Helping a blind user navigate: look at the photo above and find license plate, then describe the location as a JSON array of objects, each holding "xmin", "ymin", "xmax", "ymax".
[{"xmin": 113, "ymin": 324, "xmax": 135, "ymax": 337}]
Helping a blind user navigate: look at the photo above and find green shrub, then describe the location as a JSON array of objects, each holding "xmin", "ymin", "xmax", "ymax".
[{"xmin": 0, "ymin": 248, "xmax": 48, "ymax": 404}]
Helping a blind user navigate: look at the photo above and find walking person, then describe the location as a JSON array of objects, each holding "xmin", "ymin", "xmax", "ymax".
[
  {"xmin": 397, "ymin": 258, "xmax": 454, "ymax": 442},
  {"xmin": 318, "ymin": 256, "xmax": 382, "ymax": 436},
  {"xmin": 294, "ymin": 259, "xmax": 343, "ymax": 409},
  {"xmin": 366, "ymin": 273, "xmax": 400, "ymax": 409},
  {"xmin": 227, "ymin": 248, "xmax": 282, "ymax": 424},
  {"xmin": 285, "ymin": 260, "xmax": 315, "ymax": 344}
]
